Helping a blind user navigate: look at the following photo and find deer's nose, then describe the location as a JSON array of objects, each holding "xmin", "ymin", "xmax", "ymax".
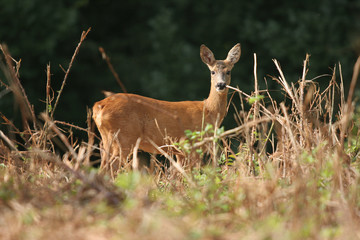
[{"xmin": 216, "ymin": 82, "xmax": 226, "ymax": 91}]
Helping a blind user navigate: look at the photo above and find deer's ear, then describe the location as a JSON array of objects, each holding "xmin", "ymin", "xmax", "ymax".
[
  {"xmin": 226, "ymin": 43, "xmax": 241, "ymax": 65},
  {"xmin": 200, "ymin": 44, "xmax": 216, "ymax": 66}
]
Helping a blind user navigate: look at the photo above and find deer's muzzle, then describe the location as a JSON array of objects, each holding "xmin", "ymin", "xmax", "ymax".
[{"xmin": 216, "ymin": 82, "xmax": 226, "ymax": 91}]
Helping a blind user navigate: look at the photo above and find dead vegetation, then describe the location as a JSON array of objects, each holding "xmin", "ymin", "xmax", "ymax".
[{"xmin": 1, "ymin": 31, "xmax": 360, "ymax": 239}]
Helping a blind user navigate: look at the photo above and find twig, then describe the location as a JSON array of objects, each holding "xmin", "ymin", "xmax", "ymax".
[
  {"xmin": 252, "ymin": 53, "xmax": 260, "ymax": 129},
  {"xmin": 192, "ymin": 117, "xmax": 271, "ymax": 149},
  {"xmin": 258, "ymin": 121, "xmax": 275, "ymax": 157},
  {"xmin": 132, "ymin": 138, "xmax": 141, "ymax": 171},
  {"xmin": 273, "ymin": 59, "xmax": 300, "ymax": 113},
  {"xmin": 32, "ymin": 148, "xmax": 124, "ymax": 205},
  {"xmin": 1, "ymin": 44, "xmax": 38, "ymax": 132},
  {"xmin": 0, "ymin": 130, "xmax": 24, "ymax": 159},
  {"xmin": 53, "ymin": 120, "xmax": 98, "ymax": 139},
  {"xmin": 148, "ymin": 139, "xmax": 195, "ymax": 187},
  {"xmin": 252, "ymin": 53, "xmax": 262, "ymax": 175},
  {"xmin": 226, "ymin": 85, "xmax": 251, "ymax": 98},
  {"xmin": 51, "ymin": 28, "xmax": 91, "ymax": 118},
  {"xmin": 99, "ymin": 47, "xmax": 127, "ymax": 93},
  {"xmin": 41, "ymin": 113, "xmax": 78, "ymax": 160},
  {"xmin": 299, "ymin": 54, "xmax": 310, "ymax": 145},
  {"xmin": 340, "ymin": 56, "xmax": 360, "ymax": 149},
  {"xmin": 85, "ymin": 108, "xmax": 95, "ymax": 166},
  {"xmin": 46, "ymin": 64, "xmax": 53, "ymax": 114},
  {"xmin": 339, "ymin": 63, "xmax": 345, "ymax": 110},
  {"xmin": 280, "ymin": 102, "xmax": 298, "ymax": 152},
  {"xmin": 329, "ymin": 66, "xmax": 336, "ymax": 135},
  {"xmin": 0, "ymin": 113, "xmax": 26, "ymax": 142}
]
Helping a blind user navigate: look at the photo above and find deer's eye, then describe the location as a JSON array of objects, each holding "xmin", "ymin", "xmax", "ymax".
[
  {"xmin": 226, "ymin": 71, "xmax": 231, "ymax": 75},
  {"xmin": 211, "ymin": 71, "xmax": 215, "ymax": 75}
]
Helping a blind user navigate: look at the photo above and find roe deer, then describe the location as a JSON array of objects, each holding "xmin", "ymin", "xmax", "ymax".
[{"xmin": 93, "ymin": 43, "xmax": 241, "ymax": 170}]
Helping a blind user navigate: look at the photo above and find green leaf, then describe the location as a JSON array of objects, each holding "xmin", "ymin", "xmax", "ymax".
[{"xmin": 248, "ymin": 95, "xmax": 264, "ymax": 104}]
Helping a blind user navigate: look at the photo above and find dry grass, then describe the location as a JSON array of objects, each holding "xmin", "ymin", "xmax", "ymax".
[{"xmin": 1, "ymin": 33, "xmax": 360, "ymax": 239}]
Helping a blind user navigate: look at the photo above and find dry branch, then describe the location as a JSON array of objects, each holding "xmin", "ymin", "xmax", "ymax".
[
  {"xmin": 51, "ymin": 28, "xmax": 91, "ymax": 118},
  {"xmin": 0, "ymin": 44, "xmax": 38, "ymax": 132},
  {"xmin": 99, "ymin": 46, "xmax": 127, "ymax": 93}
]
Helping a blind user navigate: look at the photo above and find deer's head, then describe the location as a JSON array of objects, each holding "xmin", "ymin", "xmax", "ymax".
[{"xmin": 200, "ymin": 43, "xmax": 241, "ymax": 93}]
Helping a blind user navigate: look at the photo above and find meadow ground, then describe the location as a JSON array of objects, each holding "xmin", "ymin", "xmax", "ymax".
[{"xmin": 1, "ymin": 39, "xmax": 360, "ymax": 239}]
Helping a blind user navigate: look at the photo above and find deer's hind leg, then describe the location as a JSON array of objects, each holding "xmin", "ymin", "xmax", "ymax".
[{"xmin": 99, "ymin": 131, "xmax": 132, "ymax": 174}]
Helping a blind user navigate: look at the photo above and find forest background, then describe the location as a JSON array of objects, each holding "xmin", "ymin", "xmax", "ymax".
[{"xmin": 1, "ymin": 0, "xmax": 360, "ymax": 134}]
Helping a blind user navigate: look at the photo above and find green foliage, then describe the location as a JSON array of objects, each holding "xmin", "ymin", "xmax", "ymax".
[
  {"xmin": 188, "ymin": 168, "xmax": 237, "ymax": 214},
  {"xmin": 248, "ymin": 94, "xmax": 264, "ymax": 105},
  {"xmin": 175, "ymin": 124, "xmax": 224, "ymax": 155},
  {"xmin": 0, "ymin": 175, "xmax": 16, "ymax": 202},
  {"xmin": 114, "ymin": 171, "xmax": 142, "ymax": 191}
]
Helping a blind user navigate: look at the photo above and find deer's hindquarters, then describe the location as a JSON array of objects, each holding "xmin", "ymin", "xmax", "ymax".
[{"xmin": 93, "ymin": 94, "xmax": 149, "ymax": 157}]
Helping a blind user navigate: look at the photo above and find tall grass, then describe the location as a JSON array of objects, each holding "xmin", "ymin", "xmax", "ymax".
[{"xmin": 0, "ymin": 32, "xmax": 360, "ymax": 239}]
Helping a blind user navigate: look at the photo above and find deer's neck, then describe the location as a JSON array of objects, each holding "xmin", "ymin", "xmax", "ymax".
[{"xmin": 204, "ymin": 87, "xmax": 228, "ymax": 126}]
